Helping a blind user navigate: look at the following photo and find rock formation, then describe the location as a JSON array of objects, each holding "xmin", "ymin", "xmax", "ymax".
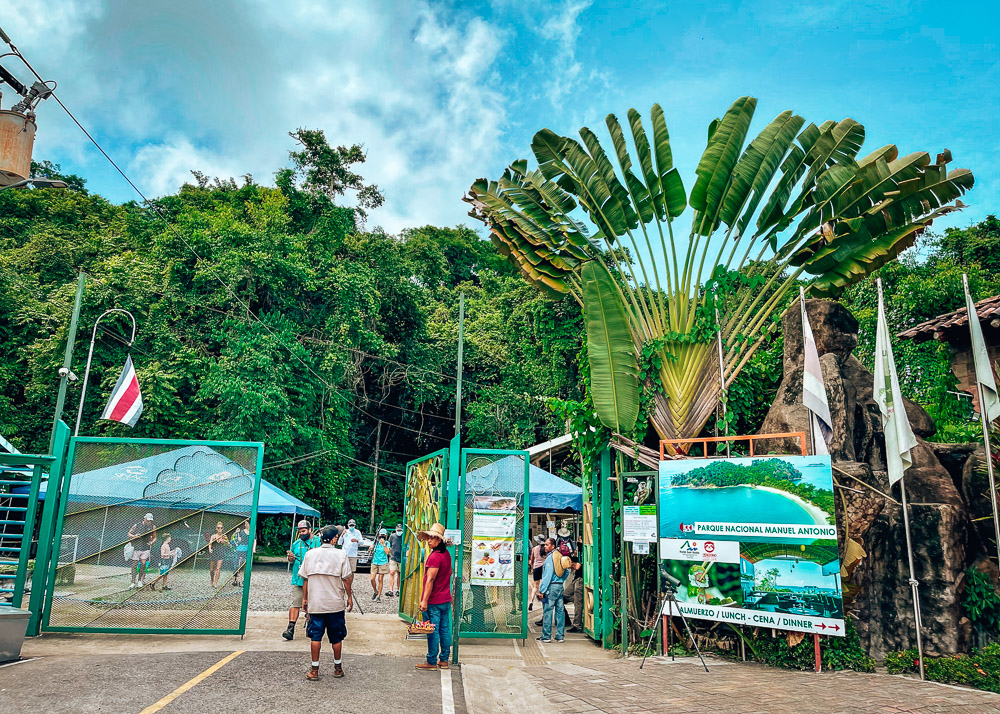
[{"xmin": 757, "ymin": 299, "xmax": 980, "ymax": 657}]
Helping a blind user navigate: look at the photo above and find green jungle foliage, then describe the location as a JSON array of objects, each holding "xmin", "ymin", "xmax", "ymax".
[
  {"xmin": 735, "ymin": 617, "xmax": 876, "ymax": 672},
  {"xmin": 963, "ymin": 567, "xmax": 1000, "ymax": 635},
  {"xmin": 885, "ymin": 643, "xmax": 1000, "ymax": 693},
  {"xmin": 839, "ymin": 216, "xmax": 1000, "ymax": 442},
  {"xmin": 0, "ymin": 138, "xmax": 585, "ymax": 545}
]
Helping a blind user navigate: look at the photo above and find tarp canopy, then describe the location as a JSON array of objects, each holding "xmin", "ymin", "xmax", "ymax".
[
  {"xmin": 466, "ymin": 454, "xmax": 582, "ymax": 512},
  {"xmin": 31, "ymin": 445, "xmax": 320, "ymax": 518}
]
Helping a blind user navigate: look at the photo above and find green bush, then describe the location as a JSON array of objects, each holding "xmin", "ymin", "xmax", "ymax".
[
  {"xmin": 738, "ymin": 617, "xmax": 875, "ymax": 672},
  {"xmin": 883, "ymin": 644, "xmax": 1000, "ymax": 693}
]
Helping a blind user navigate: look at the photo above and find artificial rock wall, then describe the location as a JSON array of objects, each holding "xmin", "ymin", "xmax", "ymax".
[{"xmin": 756, "ymin": 299, "xmax": 990, "ymax": 658}]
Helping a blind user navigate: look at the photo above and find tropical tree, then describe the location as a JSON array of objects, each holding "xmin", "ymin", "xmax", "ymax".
[{"xmin": 465, "ymin": 96, "xmax": 974, "ymax": 443}]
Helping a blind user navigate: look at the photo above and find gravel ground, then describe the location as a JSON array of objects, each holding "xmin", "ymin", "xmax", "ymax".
[{"xmin": 249, "ymin": 561, "xmax": 402, "ymax": 615}]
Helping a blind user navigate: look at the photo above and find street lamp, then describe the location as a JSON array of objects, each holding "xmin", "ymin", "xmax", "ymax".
[{"xmin": 0, "ymin": 177, "xmax": 68, "ymax": 191}]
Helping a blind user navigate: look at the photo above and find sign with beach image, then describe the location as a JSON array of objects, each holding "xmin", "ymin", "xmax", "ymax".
[{"xmin": 658, "ymin": 455, "xmax": 846, "ymax": 637}]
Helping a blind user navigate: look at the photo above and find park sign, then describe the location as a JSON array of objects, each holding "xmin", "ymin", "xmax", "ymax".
[{"xmin": 658, "ymin": 455, "xmax": 846, "ymax": 637}]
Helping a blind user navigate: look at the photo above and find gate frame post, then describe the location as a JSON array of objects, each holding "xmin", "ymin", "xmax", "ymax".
[{"xmin": 25, "ymin": 420, "xmax": 69, "ymax": 636}]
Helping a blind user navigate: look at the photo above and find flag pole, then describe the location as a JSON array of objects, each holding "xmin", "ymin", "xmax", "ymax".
[
  {"xmin": 964, "ymin": 274, "xmax": 1000, "ymax": 567},
  {"xmin": 877, "ymin": 278, "xmax": 925, "ymax": 681},
  {"xmin": 73, "ymin": 309, "xmax": 137, "ymax": 436},
  {"xmin": 715, "ymin": 307, "xmax": 730, "ymax": 457},
  {"xmin": 801, "ymin": 288, "xmax": 816, "ymax": 456},
  {"xmin": 898, "ymin": 474, "xmax": 926, "ymax": 681}
]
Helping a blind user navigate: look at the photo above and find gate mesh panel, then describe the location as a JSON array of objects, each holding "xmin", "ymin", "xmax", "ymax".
[
  {"xmin": 459, "ymin": 452, "xmax": 525, "ymax": 637},
  {"xmin": 46, "ymin": 440, "xmax": 260, "ymax": 632},
  {"xmin": 399, "ymin": 451, "xmax": 445, "ymax": 622}
]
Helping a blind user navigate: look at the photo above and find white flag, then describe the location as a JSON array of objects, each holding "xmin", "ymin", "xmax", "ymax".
[
  {"xmin": 801, "ymin": 288, "xmax": 832, "ymax": 455},
  {"xmin": 873, "ymin": 279, "xmax": 917, "ymax": 485},
  {"xmin": 964, "ymin": 274, "xmax": 1000, "ymax": 423}
]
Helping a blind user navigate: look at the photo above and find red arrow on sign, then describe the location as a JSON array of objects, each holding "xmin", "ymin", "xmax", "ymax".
[
  {"xmin": 815, "ymin": 623, "xmax": 827, "ymax": 630},
  {"xmin": 832, "ymin": 624, "xmax": 841, "ymax": 632}
]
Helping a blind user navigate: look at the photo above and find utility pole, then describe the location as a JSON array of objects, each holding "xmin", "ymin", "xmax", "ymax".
[
  {"xmin": 369, "ymin": 420, "xmax": 382, "ymax": 533},
  {"xmin": 49, "ymin": 271, "xmax": 85, "ymax": 454},
  {"xmin": 454, "ymin": 292, "xmax": 465, "ymax": 436}
]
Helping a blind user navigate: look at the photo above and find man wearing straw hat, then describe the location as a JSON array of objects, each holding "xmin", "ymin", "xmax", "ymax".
[
  {"xmin": 415, "ymin": 522, "xmax": 453, "ymax": 671},
  {"xmin": 538, "ymin": 537, "xmax": 571, "ymax": 643}
]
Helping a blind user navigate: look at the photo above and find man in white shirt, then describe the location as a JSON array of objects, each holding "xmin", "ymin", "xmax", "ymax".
[
  {"xmin": 338, "ymin": 519, "xmax": 363, "ymax": 572},
  {"xmin": 300, "ymin": 526, "xmax": 354, "ymax": 680}
]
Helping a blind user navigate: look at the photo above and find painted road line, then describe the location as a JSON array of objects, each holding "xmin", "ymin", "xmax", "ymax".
[
  {"xmin": 139, "ymin": 650, "xmax": 244, "ymax": 714},
  {"xmin": 0, "ymin": 657, "xmax": 37, "ymax": 669},
  {"xmin": 441, "ymin": 664, "xmax": 455, "ymax": 714}
]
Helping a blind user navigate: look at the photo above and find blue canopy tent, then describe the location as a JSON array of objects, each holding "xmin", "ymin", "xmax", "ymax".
[{"xmin": 466, "ymin": 454, "xmax": 582, "ymax": 512}]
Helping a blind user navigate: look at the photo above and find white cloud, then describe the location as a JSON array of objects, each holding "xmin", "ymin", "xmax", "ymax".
[
  {"xmin": 538, "ymin": 0, "xmax": 593, "ymax": 104},
  {"xmin": 4, "ymin": 1, "xmax": 510, "ymax": 234}
]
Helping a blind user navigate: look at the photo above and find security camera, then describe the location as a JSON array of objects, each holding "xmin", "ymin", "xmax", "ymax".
[{"xmin": 58, "ymin": 367, "xmax": 69, "ymax": 377}]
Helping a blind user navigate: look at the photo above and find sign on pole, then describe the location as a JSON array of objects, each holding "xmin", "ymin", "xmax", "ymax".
[{"xmin": 658, "ymin": 454, "xmax": 846, "ymax": 637}]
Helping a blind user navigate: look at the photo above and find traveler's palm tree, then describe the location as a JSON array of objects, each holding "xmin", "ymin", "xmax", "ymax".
[{"xmin": 465, "ymin": 97, "xmax": 973, "ymax": 443}]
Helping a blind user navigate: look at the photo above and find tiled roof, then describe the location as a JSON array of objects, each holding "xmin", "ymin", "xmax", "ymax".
[{"xmin": 898, "ymin": 294, "xmax": 1000, "ymax": 342}]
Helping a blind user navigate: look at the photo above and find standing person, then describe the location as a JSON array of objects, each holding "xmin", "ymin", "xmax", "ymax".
[
  {"xmin": 556, "ymin": 526, "xmax": 575, "ymax": 556},
  {"xmin": 231, "ymin": 520, "xmax": 251, "ymax": 587},
  {"xmin": 529, "ymin": 534, "xmax": 546, "ymax": 612},
  {"xmin": 538, "ymin": 538, "xmax": 570, "ymax": 643},
  {"xmin": 283, "ymin": 520, "xmax": 320, "ymax": 641},
  {"xmin": 562, "ymin": 557, "xmax": 584, "ymax": 633},
  {"xmin": 207, "ymin": 522, "xmax": 230, "ymax": 588},
  {"xmin": 338, "ymin": 519, "xmax": 363, "ymax": 572},
  {"xmin": 415, "ymin": 523, "xmax": 452, "ymax": 671},
  {"xmin": 299, "ymin": 525, "xmax": 354, "ymax": 680},
  {"xmin": 368, "ymin": 529, "xmax": 390, "ymax": 601},
  {"xmin": 387, "ymin": 524, "xmax": 404, "ymax": 597},
  {"xmin": 127, "ymin": 513, "xmax": 157, "ymax": 588},
  {"xmin": 150, "ymin": 533, "xmax": 177, "ymax": 591}
]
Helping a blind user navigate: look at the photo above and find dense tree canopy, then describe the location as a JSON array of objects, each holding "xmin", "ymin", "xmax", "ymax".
[{"xmin": 0, "ymin": 137, "xmax": 585, "ymax": 544}]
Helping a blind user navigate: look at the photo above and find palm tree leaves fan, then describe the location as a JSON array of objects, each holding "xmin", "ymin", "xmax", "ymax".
[{"xmin": 464, "ymin": 96, "xmax": 974, "ymax": 443}]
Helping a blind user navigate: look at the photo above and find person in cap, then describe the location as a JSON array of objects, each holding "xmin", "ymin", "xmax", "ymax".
[
  {"xmin": 127, "ymin": 513, "xmax": 157, "ymax": 588},
  {"xmin": 283, "ymin": 520, "xmax": 320, "ymax": 641},
  {"xmin": 529, "ymin": 533, "xmax": 546, "ymax": 611},
  {"xmin": 415, "ymin": 523, "xmax": 453, "ymax": 671},
  {"xmin": 387, "ymin": 524, "xmax": 404, "ymax": 597},
  {"xmin": 338, "ymin": 519, "xmax": 363, "ymax": 573},
  {"xmin": 368, "ymin": 528, "xmax": 391, "ymax": 601},
  {"xmin": 537, "ymin": 537, "xmax": 571, "ymax": 643},
  {"xmin": 300, "ymin": 525, "xmax": 354, "ymax": 680}
]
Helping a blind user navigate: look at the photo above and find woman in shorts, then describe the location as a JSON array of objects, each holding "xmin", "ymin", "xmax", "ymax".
[
  {"xmin": 529, "ymin": 534, "xmax": 546, "ymax": 611},
  {"xmin": 207, "ymin": 522, "xmax": 229, "ymax": 588},
  {"xmin": 369, "ymin": 529, "xmax": 391, "ymax": 602}
]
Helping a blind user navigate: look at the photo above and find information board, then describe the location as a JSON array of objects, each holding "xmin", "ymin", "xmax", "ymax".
[
  {"xmin": 470, "ymin": 496, "xmax": 516, "ymax": 587},
  {"xmin": 623, "ymin": 504, "xmax": 657, "ymax": 542},
  {"xmin": 658, "ymin": 455, "xmax": 845, "ymax": 637}
]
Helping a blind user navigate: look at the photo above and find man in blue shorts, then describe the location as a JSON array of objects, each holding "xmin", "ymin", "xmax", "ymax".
[{"xmin": 299, "ymin": 525, "xmax": 354, "ymax": 680}]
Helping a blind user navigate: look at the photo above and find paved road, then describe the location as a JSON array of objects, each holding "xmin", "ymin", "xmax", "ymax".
[
  {"xmin": 527, "ymin": 656, "xmax": 1000, "ymax": 714},
  {"xmin": 0, "ymin": 651, "xmax": 466, "ymax": 714}
]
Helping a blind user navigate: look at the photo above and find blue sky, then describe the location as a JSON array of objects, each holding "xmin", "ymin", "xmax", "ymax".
[{"xmin": 5, "ymin": 1, "xmax": 996, "ymax": 237}]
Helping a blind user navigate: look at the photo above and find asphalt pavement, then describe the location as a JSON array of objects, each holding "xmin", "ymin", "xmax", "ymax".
[{"xmin": 0, "ymin": 650, "xmax": 466, "ymax": 714}]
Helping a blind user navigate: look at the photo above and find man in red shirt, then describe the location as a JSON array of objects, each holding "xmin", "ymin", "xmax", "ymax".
[{"xmin": 415, "ymin": 522, "xmax": 453, "ymax": 671}]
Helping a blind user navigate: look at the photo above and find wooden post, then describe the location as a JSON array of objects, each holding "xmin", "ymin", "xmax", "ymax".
[{"xmin": 814, "ymin": 633, "xmax": 822, "ymax": 672}]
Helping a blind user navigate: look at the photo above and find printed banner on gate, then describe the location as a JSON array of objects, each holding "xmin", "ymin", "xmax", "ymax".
[
  {"xmin": 658, "ymin": 455, "xmax": 846, "ymax": 637},
  {"xmin": 470, "ymin": 496, "xmax": 517, "ymax": 587}
]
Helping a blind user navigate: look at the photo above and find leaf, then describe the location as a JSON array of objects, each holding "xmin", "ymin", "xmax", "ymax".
[
  {"xmin": 691, "ymin": 97, "xmax": 757, "ymax": 234},
  {"xmin": 582, "ymin": 262, "xmax": 640, "ymax": 433}
]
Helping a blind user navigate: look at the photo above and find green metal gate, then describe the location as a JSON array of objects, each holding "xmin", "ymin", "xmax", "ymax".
[
  {"xmin": 398, "ymin": 448, "xmax": 448, "ymax": 623},
  {"xmin": 42, "ymin": 436, "xmax": 263, "ymax": 635},
  {"xmin": 456, "ymin": 449, "xmax": 529, "ymax": 639}
]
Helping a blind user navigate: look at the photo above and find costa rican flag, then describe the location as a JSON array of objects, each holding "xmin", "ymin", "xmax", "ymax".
[{"xmin": 100, "ymin": 355, "xmax": 144, "ymax": 427}]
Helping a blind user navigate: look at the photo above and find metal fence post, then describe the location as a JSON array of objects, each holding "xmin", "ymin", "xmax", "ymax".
[{"xmin": 26, "ymin": 421, "xmax": 69, "ymax": 635}]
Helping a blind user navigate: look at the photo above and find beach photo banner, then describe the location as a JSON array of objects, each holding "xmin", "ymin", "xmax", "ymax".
[{"xmin": 658, "ymin": 455, "xmax": 846, "ymax": 637}]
